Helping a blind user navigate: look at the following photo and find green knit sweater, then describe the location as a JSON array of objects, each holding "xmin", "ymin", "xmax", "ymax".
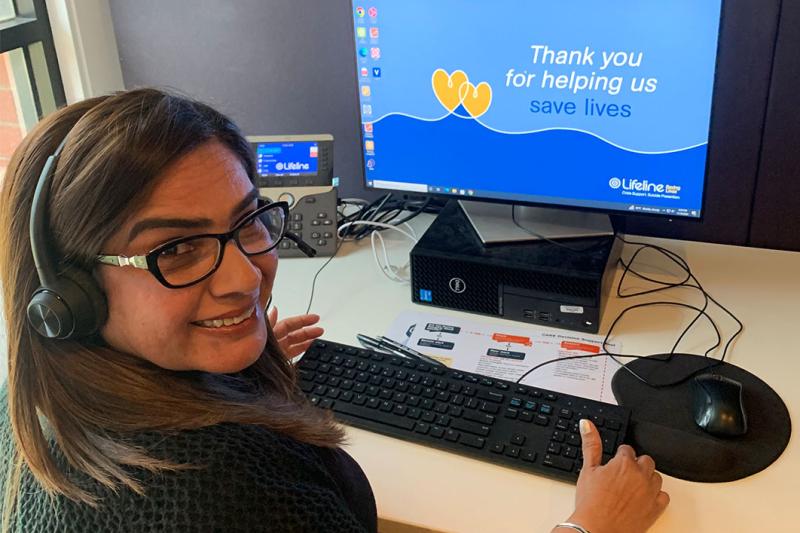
[{"xmin": 0, "ymin": 389, "xmax": 377, "ymax": 532}]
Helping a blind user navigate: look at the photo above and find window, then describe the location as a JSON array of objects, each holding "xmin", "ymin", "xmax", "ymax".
[{"xmin": 0, "ymin": 0, "xmax": 65, "ymax": 176}]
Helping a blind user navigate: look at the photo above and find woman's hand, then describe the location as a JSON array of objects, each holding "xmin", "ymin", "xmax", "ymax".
[
  {"xmin": 268, "ymin": 307, "xmax": 324, "ymax": 358},
  {"xmin": 556, "ymin": 419, "xmax": 670, "ymax": 533}
]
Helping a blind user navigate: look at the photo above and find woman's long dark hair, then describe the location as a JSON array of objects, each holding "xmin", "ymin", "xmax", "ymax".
[{"xmin": 0, "ymin": 88, "xmax": 343, "ymax": 518}]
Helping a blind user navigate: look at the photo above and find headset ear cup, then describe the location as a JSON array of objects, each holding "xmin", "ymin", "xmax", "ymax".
[
  {"xmin": 26, "ymin": 268, "xmax": 108, "ymax": 339},
  {"xmin": 60, "ymin": 267, "xmax": 108, "ymax": 337}
]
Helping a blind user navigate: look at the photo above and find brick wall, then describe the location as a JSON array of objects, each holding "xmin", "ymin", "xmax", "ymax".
[{"xmin": 0, "ymin": 53, "xmax": 24, "ymax": 178}]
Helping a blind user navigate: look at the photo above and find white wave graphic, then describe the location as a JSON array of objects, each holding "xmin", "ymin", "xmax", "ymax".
[{"xmin": 366, "ymin": 111, "xmax": 707, "ymax": 155}]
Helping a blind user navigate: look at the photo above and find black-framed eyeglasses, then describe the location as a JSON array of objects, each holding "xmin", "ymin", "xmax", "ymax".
[{"xmin": 96, "ymin": 201, "xmax": 289, "ymax": 289}]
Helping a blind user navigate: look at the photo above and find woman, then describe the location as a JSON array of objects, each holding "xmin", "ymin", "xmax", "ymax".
[{"xmin": 0, "ymin": 89, "xmax": 667, "ymax": 532}]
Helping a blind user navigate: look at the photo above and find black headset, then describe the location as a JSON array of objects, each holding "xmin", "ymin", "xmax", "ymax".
[{"xmin": 26, "ymin": 139, "xmax": 108, "ymax": 339}]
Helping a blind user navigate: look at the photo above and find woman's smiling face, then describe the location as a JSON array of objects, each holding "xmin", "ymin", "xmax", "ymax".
[{"xmin": 97, "ymin": 140, "xmax": 277, "ymax": 373}]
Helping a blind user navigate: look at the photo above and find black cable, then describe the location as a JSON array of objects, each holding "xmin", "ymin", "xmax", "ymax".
[
  {"xmin": 304, "ymin": 237, "xmax": 345, "ymax": 315},
  {"xmin": 305, "ymin": 193, "xmax": 431, "ymax": 313},
  {"xmin": 515, "ymin": 236, "xmax": 744, "ymax": 389}
]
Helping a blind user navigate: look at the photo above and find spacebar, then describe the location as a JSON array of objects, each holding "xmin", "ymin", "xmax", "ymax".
[{"xmin": 333, "ymin": 403, "xmax": 416, "ymax": 431}]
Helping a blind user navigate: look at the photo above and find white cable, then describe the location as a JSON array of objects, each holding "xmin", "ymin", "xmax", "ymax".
[
  {"xmin": 337, "ymin": 220, "xmax": 418, "ymax": 242},
  {"xmin": 337, "ymin": 220, "xmax": 418, "ymax": 283}
]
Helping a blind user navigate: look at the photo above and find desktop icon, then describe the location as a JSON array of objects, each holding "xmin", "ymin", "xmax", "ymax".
[
  {"xmin": 372, "ymin": 67, "xmax": 382, "ymax": 77},
  {"xmin": 370, "ymin": 27, "xmax": 379, "ymax": 39},
  {"xmin": 368, "ymin": 6, "xmax": 378, "ymax": 18},
  {"xmin": 370, "ymin": 47, "xmax": 381, "ymax": 59},
  {"xmin": 468, "ymin": 190, "xmax": 474, "ymax": 196},
  {"xmin": 357, "ymin": 27, "xmax": 367, "ymax": 38},
  {"xmin": 356, "ymin": 6, "xmax": 366, "ymax": 18},
  {"xmin": 459, "ymin": 189, "xmax": 466, "ymax": 195},
  {"xmin": 363, "ymin": 122, "xmax": 373, "ymax": 133},
  {"xmin": 361, "ymin": 85, "xmax": 371, "ymax": 97},
  {"xmin": 362, "ymin": 104, "xmax": 372, "ymax": 116},
  {"xmin": 365, "ymin": 140, "xmax": 375, "ymax": 152},
  {"xmin": 359, "ymin": 47, "xmax": 368, "ymax": 57},
  {"xmin": 360, "ymin": 67, "xmax": 369, "ymax": 77},
  {"xmin": 366, "ymin": 159, "xmax": 376, "ymax": 170}
]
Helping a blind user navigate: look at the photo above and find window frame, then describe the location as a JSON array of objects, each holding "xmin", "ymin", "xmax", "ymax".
[{"xmin": 0, "ymin": 0, "xmax": 66, "ymax": 117}]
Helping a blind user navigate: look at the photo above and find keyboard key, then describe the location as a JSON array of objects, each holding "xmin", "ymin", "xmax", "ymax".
[
  {"xmin": 479, "ymin": 402, "xmax": 500, "ymax": 415},
  {"xmin": 445, "ymin": 429, "xmax": 460, "ymax": 442},
  {"xmin": 505, "ymin": 446, "xmax": 520, "ymax": 458},
  {"xmin": 522, "ymin": 450, "xmax": 537, "ymax": 462},
  {"xmin": 451, "ymin": 419, "xmax": 491, "ymax": 437},
  {"xmin": 460, "ymin": 435, "xmax": 486, "ymax": 449},
  {"xmin": 511, "ymin": 434, "xmax": 526, "ymax": 446},
  {"xmin": 477, "ymin": 390, "xmax": 504, "ymax": 403},
  {"xmin": 464, "ymin": 411, "xmax": 495, "ymax": 425},
  {"xmin": 334, "ymin": 402, "xmax": 415, "ymax": 431},
  {"xmin": 543, "ymin": 454, "xmax": 575, "ymax": 472},
  {"xmin": 490, "ymin": 442, "xmax": 505, "ymax": 454},
  {"xmin": 319, "ymin": 399, "xmax": 334, "ymax": 410}
]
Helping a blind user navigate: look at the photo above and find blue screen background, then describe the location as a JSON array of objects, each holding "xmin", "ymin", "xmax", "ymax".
[
  {"xmin": 256, "ymin": 142, "xmax": 319, "ymax": 176},
  {"xmin": 352, "ymin": 0, "xmax": 723, "ymax": 217}
]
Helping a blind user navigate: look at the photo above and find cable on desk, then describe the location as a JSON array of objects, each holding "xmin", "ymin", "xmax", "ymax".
[{"xmin": 515, "ymin": 236, "xmax": 744, "ymax": 389}]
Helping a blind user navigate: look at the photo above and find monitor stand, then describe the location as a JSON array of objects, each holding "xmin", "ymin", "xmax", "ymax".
[{"xmin": 459, "ymin": 200, "xmax": 614, "ymax": 245}]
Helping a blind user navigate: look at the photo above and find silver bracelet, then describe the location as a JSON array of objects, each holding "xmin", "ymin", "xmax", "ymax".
[{"xmin": 555, "ymin": 523, "xmax": 592, "ymax": 533}]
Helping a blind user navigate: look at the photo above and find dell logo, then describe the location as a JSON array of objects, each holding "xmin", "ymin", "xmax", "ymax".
[{"xmin": 449, "ymin": 277, "xmax": 466, "ymax": 294}]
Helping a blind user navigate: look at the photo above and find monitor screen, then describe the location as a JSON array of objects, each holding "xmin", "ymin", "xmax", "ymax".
[
  {"xmin": 255, "ymin": 141, "xmax": 319, "ymax": 177},
  {"xmin": 350, "ymin": 1, "xmax": 723, "ymax": 219}
]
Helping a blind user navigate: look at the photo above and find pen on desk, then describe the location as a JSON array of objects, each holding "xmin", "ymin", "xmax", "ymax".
[
  {"xmin": 356, "ymin": 333, "xmax": 397, "ymax": 355},
  {"xmin": 376, "ymin": 336, "xmax": 447, "ymax": 368}
]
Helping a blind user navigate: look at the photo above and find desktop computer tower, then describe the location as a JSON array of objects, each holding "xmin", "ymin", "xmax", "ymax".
[{"xmin": 410, "ymin": 201, "xmax": 622, "ymax": 333}]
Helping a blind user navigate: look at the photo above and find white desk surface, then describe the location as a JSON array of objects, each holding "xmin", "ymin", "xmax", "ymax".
[{"xmin": 273, "ymin": 214, "xmax": 798, "ymax": 533}]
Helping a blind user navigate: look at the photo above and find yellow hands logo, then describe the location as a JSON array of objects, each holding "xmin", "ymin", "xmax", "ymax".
[{"xmin": 431, "ymin": 68, "xmax": 492, "ymax": 118}]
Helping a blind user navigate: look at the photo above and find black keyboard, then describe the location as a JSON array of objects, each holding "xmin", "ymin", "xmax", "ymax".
[{"xmin": 297, "ymin": 340, "xmax": 630, "ymax": 483}]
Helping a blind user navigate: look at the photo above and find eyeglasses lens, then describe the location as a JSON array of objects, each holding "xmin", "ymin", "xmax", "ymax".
[{"xmin": 154, "ymin": 205, "xmax": 285, "ymax": 286}]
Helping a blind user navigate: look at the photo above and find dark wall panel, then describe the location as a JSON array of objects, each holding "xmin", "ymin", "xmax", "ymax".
[
  {"xmin": 749, "ymin": 0, "xmax": 800, "ymax": 251},
  {"xmin": 109, "ymin": 0, "xmax": 368, "ymax": 199},
  {"xmin": 618, "ymin": 0, "xmax": 781, "ymax": 247}
]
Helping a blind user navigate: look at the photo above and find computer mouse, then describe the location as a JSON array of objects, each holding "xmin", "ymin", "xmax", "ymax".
[{"xmin": 691, "ymin": 373, "xmax": 748, "ymax": 437}]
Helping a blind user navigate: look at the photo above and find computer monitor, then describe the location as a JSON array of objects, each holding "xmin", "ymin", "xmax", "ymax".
[{"xmin": 349, "ymin": 1, "xmax": 724, "ymax": 242}]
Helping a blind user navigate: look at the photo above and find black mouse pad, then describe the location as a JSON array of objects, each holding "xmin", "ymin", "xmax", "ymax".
[{"xmin": 611, "ymin": 354, "xmax": 791, "ymax": 482}]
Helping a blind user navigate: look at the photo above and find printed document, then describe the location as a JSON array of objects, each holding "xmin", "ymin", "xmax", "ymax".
[{"xmin": 385, "ymin": 310, "xmax": 623, "ymax": 404}]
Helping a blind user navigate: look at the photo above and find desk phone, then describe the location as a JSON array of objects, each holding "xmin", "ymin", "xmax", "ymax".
[{"xmin": 248, "ymin": 134, "xmax": 338, "ymax": 258}]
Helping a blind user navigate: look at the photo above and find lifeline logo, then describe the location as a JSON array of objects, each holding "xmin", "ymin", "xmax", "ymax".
[
  {"xmin": 609, "ymin": 177, "xmax": 681, "ymax": 196},
  {"xmin": 275, "ymin": 161, "xmax": 310, "ymax": 171}
]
